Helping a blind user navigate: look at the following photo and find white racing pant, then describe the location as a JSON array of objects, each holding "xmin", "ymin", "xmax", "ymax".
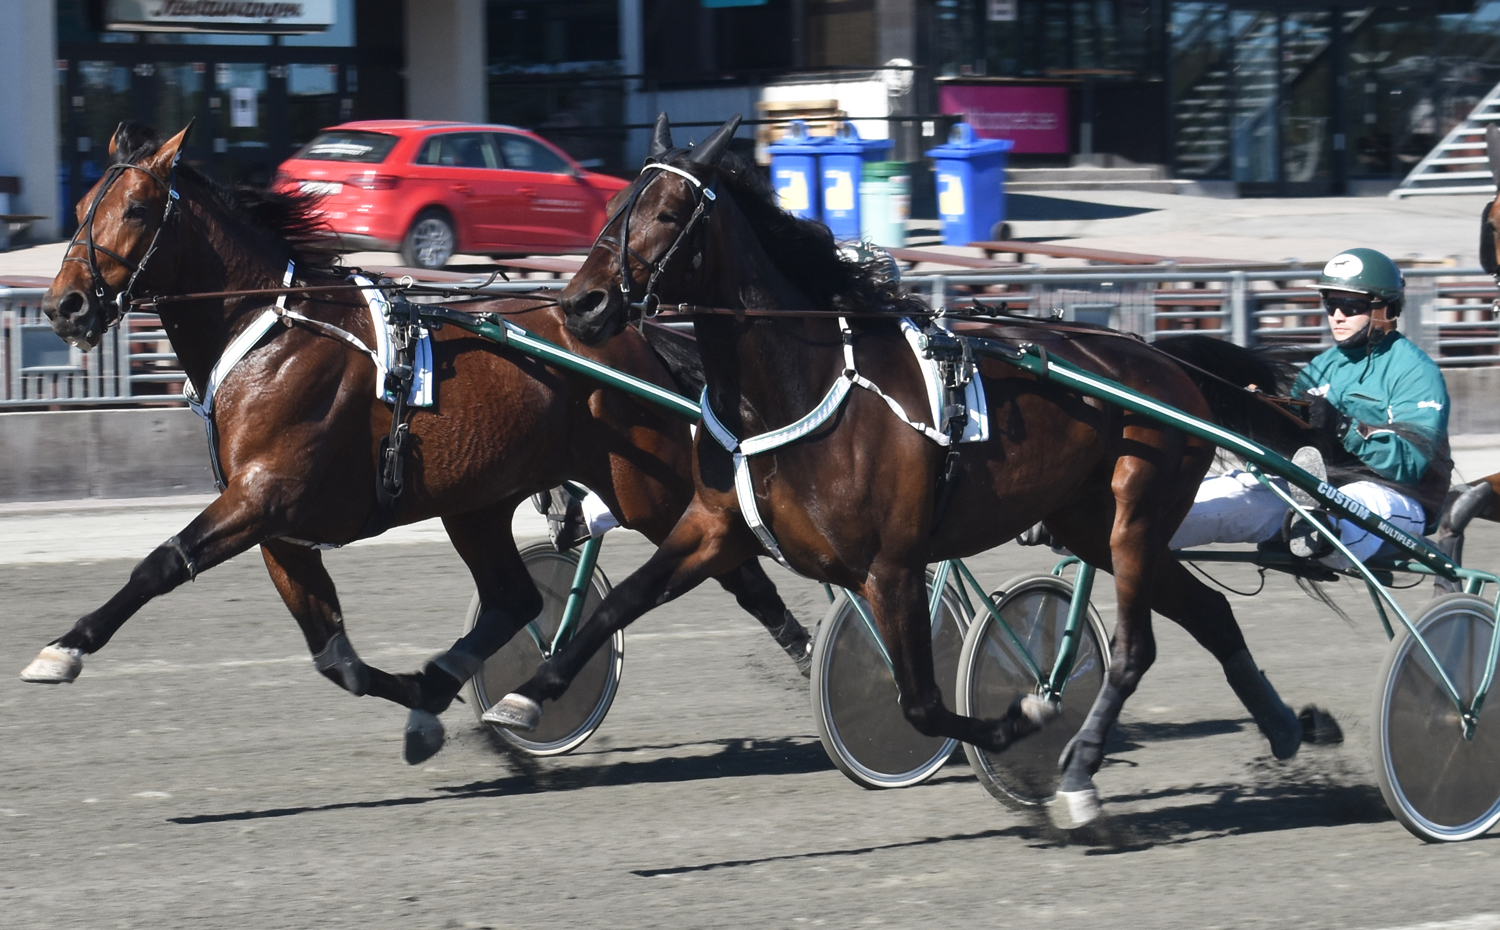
[
  {"xmin": 579, "ymin": 489, "xmax": 620, "ymax": 538},
  {"xmin": 1167, "ymin": 470, "xmax": 1426, "ymax": 568}
]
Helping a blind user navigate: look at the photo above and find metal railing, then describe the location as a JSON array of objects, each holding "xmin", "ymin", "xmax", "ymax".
[{"xmin": 3, "ymin": 267, "xmax": 1497, "ymax": 408}]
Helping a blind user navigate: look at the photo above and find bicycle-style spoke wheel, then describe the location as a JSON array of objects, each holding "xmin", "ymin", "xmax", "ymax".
[
  {"xmin": 811, "ymin": 573, "xmax": 969, "ymax": 789},
  {"xmin": 465, "ymin": 541, "xmax": 623, "ymax": 756},
  {"xmin": 1374, "ymin": 593, "xmax": 1500, "ymax": 842},
  {"xmin": 957, "ymin": 572, "xmax": 1109, "ymax": 810}
]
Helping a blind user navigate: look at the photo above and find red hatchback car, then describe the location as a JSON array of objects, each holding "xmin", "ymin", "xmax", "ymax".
[{"xmin": 274, "ymin": 120, "xmax": 630, "ymax": 268}]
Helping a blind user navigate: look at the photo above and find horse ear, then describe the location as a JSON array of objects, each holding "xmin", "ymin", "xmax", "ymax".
[
  {"xmin": 148, "ymin": 122, "xmax": 193, "ymax": 172},
  {"xmin": 689, "ymin": 115, "xmax": 742, "ymax": 165},
  {"xmin": 1488, "ymin": 125, "xmax": 1500, "ymax": 185},
  {"xmin": 108, "ymin": 122, "xmax": 124, "ymax": 158},
  {"xmin": 650, "ymin": 112, "xmax": 673, "ymax": 157}
]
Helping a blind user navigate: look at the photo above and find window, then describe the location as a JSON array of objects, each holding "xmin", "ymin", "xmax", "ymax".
[
  {"xmin": 415, "ymin": 132, "xmax": 498, "ymax": 169},
  {"xmin": 494, "ymin": 134, "xmax": 571, "ymax": 173},
  {"xmin": 296, "ymin": 130, "xmax": 397, "ymax": 163}
]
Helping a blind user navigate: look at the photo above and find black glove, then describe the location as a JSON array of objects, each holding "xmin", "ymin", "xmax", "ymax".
[{"xmin": 1307, "ymin": 396, "xmax": 1352, "ymax": 448}]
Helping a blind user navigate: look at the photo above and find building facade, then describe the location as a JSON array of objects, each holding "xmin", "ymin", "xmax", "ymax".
[{"xmin": 3, "ymin": 0, "xmax": 1499, "ymax": 243}]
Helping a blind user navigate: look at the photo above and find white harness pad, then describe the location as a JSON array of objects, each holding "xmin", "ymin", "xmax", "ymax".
[
  {"xmin": 350, "ymin": 275, "xmax": 435, "ymax": 408},
  {"xmin": 900, "ymin": 318, "xmax": 989, "ymax": 445},
  {"xmin": 702, "ymin": 317, "xmax": 989, "ymax": 570}
]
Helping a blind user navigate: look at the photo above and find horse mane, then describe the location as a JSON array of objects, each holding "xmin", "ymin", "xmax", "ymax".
[
  {"xmin": 639, "ymin": 320, "xmax": 706, "ymax": 397},
  {"xmin": 111, "ymin": 121, "xmax": 340, "ymax": 273},
  {"xmin": 664, "ymin": 148, "xmax": 928, "ymax": 317},
  {"xmin": 1481, "ymin": 201, "xmax": 1497, "ymax": 277}
]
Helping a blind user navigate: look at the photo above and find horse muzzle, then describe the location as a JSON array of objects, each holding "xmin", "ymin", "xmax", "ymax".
[
  {"xmin": 42, "ymin": 284, "xmax": 106, "ymax": 350},
  {"xmin": 561, "ymin": 287, "xmax": 627, "ymax": 345}
]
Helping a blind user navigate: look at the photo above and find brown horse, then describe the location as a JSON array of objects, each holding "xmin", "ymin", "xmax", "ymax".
[
  {"xmin": 22, "ymin": 121, "xmax": 813, "ymax": 763},
  {"xmin": 485, "ymin": 114, "xmax": 1317, "ymax": 827}
]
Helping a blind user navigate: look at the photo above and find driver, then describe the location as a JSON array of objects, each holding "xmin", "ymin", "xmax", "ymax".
[{"xmin": 1169, "ymin": 247, "xmax": 1452, "ymax": 567}]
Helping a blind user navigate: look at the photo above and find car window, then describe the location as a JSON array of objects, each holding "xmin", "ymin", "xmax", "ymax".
[
  {"xmin": 493, "ymin": 134, "xmax": 571, "ymax": 174},
  {"xmin": 414, "ymin": 132, "xmax": 498, "ymax": 169},
  {"xmin": 295, "ymin": 131, "xmax": 398, "ymax": 163}
]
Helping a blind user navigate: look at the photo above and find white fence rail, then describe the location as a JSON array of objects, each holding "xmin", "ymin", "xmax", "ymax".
[{"xmin": 4, "ymin": 267, "xmax": 1497, "ymax": 407}]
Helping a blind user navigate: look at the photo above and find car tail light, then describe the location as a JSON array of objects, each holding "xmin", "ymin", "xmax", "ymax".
[{"xmin": 344, "ymin": 173, "xmax": 400, "ymax": 190}]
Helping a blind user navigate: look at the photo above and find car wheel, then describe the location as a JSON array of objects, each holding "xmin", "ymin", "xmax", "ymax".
[{"xmin": 400, "ymin": 210, "xmax": 456, "ymax": 269}]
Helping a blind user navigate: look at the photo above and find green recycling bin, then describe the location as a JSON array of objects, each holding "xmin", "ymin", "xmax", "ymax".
[{"xmin": 860, "ymin": 161, "xmax": 911, "ymax": 248}]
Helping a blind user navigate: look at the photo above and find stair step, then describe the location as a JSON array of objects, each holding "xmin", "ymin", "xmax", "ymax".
[{"xmin": 1007, "ymin": 166, "xmax": 1168, "ymax": 183}]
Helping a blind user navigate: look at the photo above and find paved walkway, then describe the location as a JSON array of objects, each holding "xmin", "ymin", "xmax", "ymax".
[{"xmin": 5, "ymin": 187, "xmax": 1489, "ymax": 281}]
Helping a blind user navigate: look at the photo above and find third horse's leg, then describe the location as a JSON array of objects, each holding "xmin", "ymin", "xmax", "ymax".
[{"xmin": 711, "ymin": 559, "xmax": 814, "ymax": 676}]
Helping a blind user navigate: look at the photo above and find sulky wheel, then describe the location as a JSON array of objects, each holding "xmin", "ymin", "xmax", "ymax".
[
  {"xmin": 811, "ymin": 572, "xmax": 970, "ymax": 789},
  {"xmin": 1374, "ymin": 592, "xmax": 1500, "ymax": 842},
  {"xmin": 956, "ymin": 572, "xmax": 1110, "ymax": 810},
  {"xmin": 465, "ymin": 540, "xmax": 622, "ymax": 756}
]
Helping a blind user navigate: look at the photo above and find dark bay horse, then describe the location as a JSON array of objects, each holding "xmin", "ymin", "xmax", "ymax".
[
  {"xmin": 485, "ymin": 114, "xmax": 1316, "ymax": 827},
  {"xmin": 23, "ymin": 121, "xmax": 813, "ymax": 763}
]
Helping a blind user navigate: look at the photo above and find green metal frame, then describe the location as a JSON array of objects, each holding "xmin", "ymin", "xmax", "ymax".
[
  {"xmin": 974, "ymin": 338, "xmax": 1500, "ymax": 738},
  {"xmin": 413, "ymin": 308, "xmax": 1499, "ymax": 735}
]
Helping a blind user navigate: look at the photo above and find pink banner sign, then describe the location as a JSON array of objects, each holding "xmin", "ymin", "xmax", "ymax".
[{"xmin": 937, "ymin": 85, "xmax": 1070, "ymax": 154}]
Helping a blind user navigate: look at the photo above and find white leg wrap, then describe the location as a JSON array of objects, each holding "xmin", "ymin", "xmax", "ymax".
[
  {"xmin": 1021, "ymin": 693, "xmax": 1061, "ymax": 726},
  {"xmin": 20, "ymin": 645, "xmax": 84, "ymax": 684},
  {"xmin": 1050, "ymin": 788, "xmax": 1103, "ymax": 830},
  {"xmin": 482, "ymin": 693, "xmax": 542, "ymax": 731},
  {"xmin": 432, "ymin": 648, "xmax": 484, "ymax": 684}
]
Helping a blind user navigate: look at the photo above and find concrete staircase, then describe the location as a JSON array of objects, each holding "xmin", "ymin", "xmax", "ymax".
[{"xmin": 1004, "ymin": 165, "xmax": 1189, "ymax": 194}]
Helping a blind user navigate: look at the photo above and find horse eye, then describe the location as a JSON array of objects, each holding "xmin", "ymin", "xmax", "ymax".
[
  {"xmin": 657, "ymin": 211, "xmax": 682, "ymax": 225},
  {"xmin": 124, "ymin": 202, "xmax": 150, "ymax": 221}
]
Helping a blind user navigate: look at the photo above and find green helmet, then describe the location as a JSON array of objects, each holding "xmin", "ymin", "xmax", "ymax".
[{"xmin": 1318, "ymin": 247, "xmax": 1404, "ymax": 312}]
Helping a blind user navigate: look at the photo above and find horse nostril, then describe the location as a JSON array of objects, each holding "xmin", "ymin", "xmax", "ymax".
[{"xmin": 54, "ymin": 291, "xmax": 85, "ymax": 321}]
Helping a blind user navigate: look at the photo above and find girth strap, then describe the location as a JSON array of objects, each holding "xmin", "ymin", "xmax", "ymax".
[{"xmin": 701, "ymin": 316, "xmax": 957, "ymax": 571}]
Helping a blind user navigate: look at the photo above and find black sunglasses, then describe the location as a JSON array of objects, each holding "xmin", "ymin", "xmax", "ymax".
[{"xmin": 1322, "ymin": 294, "xmax": 1377, "ymax": 317}]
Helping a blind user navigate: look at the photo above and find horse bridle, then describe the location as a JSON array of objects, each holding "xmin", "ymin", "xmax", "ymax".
[
  {"xmin": 62, "ymin": 154, "xmax": 181, "ymax": 332},
  {"xmin": 593, "ymin": 160, "xmax": 717, "ymax": 317}
]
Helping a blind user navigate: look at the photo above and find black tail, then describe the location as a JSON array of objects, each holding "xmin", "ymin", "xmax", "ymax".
[
  {"xmin": 1153, "ymin": 335, "xmax": 1309, "ymax": 455},
  {"xmin": 639, "ymin": 320, "xmax": 705, "ymax": 399}
]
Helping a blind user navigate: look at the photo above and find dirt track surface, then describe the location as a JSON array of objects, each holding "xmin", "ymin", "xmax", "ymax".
[{"xmin": 5, "ymin": 525, "xmax": 1500, "ymax": 929}]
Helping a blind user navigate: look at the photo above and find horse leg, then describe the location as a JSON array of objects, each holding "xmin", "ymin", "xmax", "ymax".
[
  {"xmin": 485, "ymin": 506, "xmax": 751, "ymax": 731},
  {"xmin": 1148, "ymin": 557, "xmax": 1304, "ymax": 759},
  {"xmin": 21, "ymin": 486, "xmax": 285, "ymax": 683},
  {"xmin": 259, "ymin": 538, "xmax": 419, "ymax": 704},
  {"xmin": 1045, "ymin": 460, "xmax": 1175, "ymax": 829},
  {"xmin": 861, "ymin": 562, "xmax": 1057, "ymax": 750},
  {"xmin": 711, "ymin": 559, "xmax": 814, "ymax": 676},
  {"xmin": 382, "ymin": 501, "xmax": 545, "ymax": 763}
]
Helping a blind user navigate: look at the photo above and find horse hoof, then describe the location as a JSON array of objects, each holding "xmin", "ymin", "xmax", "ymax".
[
  {"xmin": 1049, "ymin": 788, "xmax": 1103, "ymax": 830},
  {"xmin": 482, "ymin": 693, "xmax": 541, "ymax": 731},
  {"xmin": 1020, "ymin": 694, "xmax": 1060, "ymax": 727},
  {"xmin": 1299, "ymin": 704, "xmax": 1343, "ymax": 746},
  {"xmin": 20, "ymin": 646, "xmax": 84, "ymax": 683},
  {"xmin": 403, "ymin": 709, "xmax": 445, "ymax": 765}
]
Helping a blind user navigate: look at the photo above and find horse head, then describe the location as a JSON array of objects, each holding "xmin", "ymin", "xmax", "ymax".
[
  {"xmin": 560, "ymin": 113, "xmax": 740, "ymax": 344},
  {"xmin": 44, "ymin": 122, "xmax": 191, "ymax": 349},
  {"xmin": 1482, "ymin": 125, "xmax": 1500, "ymax": 278}
]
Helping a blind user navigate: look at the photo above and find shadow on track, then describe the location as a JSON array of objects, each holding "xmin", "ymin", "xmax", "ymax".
[{"xmin": 168, "ymin": 735, "xmax": 832, "ymax": 825}]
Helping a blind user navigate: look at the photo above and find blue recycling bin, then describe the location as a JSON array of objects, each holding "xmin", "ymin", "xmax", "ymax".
[
  {"xmin": 925, "ymin": 123, "xmax": 1014, "ymax": 246},
  {"xmin": 818, "ymin": 123, "xmax": 891, "ymax": 240},
  {"xmin": 766, "ymin": 121, "xmax": 826, "ymax": 221}
]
